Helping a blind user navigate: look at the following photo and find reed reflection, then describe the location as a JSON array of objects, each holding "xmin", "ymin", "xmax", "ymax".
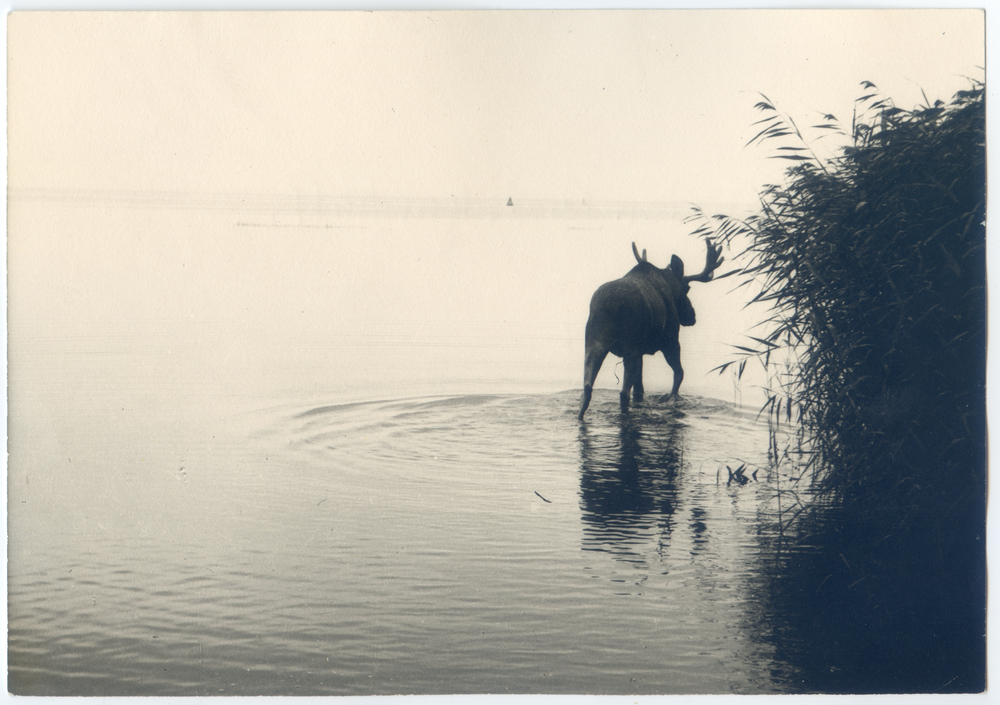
[{"xmin": 577, "ymin": 407, "xmax": 689, "ymax": 563}]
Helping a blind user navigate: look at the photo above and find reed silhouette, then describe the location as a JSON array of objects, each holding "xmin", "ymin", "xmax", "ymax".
[{"xmin": 695, "ymin": 80, "xmax": 986, "ymax": 693}]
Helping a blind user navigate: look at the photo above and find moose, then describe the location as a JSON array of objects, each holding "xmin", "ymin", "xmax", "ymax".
[{"xmin": 578, "ymin": 239, "xmax": 726, "ymax": 420}]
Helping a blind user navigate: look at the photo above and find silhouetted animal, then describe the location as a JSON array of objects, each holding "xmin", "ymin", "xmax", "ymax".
[{"xmin": 579, "ymin": 239, "xmax": 725, "ymax": 419}]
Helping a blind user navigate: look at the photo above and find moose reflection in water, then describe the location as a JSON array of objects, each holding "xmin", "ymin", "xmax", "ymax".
[
  {"xmin": 578, "ymin": 406, "xmax": 709, "ymax": 563},
  {"xmin": 579, "ymin": 239, "xmax": 730, "ymax": 419}
]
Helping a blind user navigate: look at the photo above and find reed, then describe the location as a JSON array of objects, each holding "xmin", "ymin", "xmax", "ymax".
[{"xmin": 694, "ymin": 81, "xmax": 986, "ymax": 691}]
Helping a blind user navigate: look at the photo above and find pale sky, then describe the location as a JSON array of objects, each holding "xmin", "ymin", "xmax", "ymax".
[{"xmin": 9, "ymin": 10, "xmax": 985, "ymax": 206}]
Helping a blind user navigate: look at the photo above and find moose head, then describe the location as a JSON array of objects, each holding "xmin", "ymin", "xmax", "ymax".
[{"xmin": 578, "ymin": 239, "xmax": 725, "ymax": 419}]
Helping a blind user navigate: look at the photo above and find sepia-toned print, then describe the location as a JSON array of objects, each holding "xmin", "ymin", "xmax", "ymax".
[{"xmin": 7, "ymin": 10, "xmax": 986, "ymax": 696}]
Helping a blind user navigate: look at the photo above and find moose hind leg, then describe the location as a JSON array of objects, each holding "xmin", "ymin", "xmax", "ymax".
[
  {"xmin": 622, "ymin": 355, "xmax": 642, "ymax": 411},
  {"xmin": 579, "ymin": 345, "xmax": 609, "ymax": 419},
  {"xmin": 660, "ymin": 341, "xmax": 684, "ymax": 401},
  {"xmin": 632, "ymin": 355, "xmax": 644, "ymax": 402}
]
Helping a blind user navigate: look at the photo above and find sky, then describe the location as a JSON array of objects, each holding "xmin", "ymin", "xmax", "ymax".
[
  {"xmin": 9, "ymin": 11, "xmax": 985, "ymax": 205},
  {"xmin": 7, "ymin": 10, "xmax": 988, "ymax": 405}
]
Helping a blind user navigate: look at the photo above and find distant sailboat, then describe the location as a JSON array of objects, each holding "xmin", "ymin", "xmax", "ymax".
[{"xmin": 507, "ymin": 197, "xmax": 514, "ymax": 206}]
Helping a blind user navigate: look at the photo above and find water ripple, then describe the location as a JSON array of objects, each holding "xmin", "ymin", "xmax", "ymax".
[{"xmin": 10, "ymin": 389, "xmax": 796, "ymax": 695}]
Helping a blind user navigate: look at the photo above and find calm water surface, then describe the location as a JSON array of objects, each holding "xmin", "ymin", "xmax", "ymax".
[{"xmin": 9, "ymin": 387, "xmax": 804, "ymax": 695}]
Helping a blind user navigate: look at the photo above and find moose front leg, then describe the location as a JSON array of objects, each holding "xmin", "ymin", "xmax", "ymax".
[{"xmin": 659, "ymin": 340, "xmax": 683, "ymax": 402}]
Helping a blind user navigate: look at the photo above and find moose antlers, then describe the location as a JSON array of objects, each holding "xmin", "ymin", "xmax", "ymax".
[
  {"xmin": 630, "ymin": 239, "xmax": 726, "ymax": 283},
  {"xmin": 683, "ymin": 239, "xmax": 725, "ymax": 284}
]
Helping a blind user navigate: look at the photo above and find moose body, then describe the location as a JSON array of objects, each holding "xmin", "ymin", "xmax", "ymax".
[{"xmin": 578, "ymin": 240, "xmax": 724, "ymax": 419}]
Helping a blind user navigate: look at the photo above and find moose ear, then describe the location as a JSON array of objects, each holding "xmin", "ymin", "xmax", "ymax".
[{"xmin": 670, "ymin": 255, "xmax": 685, "ymax": 279}]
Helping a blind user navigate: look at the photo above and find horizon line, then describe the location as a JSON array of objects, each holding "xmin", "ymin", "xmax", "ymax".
[{"xmin": 9, "ymin": 186, "xmax": 755, "ymax": 220}]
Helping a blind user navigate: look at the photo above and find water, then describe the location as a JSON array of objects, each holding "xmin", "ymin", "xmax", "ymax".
[
  {"xmin": 9, "ymin": 202, "xmax": 801, "ymax": 695},
  {"xmin": 9, "ymin": 387, "xmax": 801, "ymax": 696}
]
